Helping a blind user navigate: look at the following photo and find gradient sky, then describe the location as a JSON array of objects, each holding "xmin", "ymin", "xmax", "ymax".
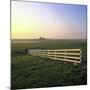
[{"xmin": 11, "ymin": 1, "xmax": 87, "ymax": 39}]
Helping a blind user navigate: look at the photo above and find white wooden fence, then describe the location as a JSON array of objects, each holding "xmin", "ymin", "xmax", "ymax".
[
  {"xmin": 39, "ymin": 49, "xmax": 81, "ymax": 63},
  {"xmin": 28, "ymin": 49, "xmax": 81, "ymax": 63}
]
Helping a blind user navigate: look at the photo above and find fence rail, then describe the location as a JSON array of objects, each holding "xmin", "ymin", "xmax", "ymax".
[
  {"xmin": 39, "ymin": 49, "xmax": 81, "ymax": 63},
  {"xmin": 27, "ymin": 49, "xmax": 81, "ymax": 63}
]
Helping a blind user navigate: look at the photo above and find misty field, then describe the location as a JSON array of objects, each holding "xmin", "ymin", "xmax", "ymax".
[{"xmin": 11, "ymin": 39, "xmax": 87, "ymax": 89}]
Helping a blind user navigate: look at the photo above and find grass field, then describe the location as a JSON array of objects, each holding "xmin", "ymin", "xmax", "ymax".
[{"xmin": 11, "ymin": 39, "xmax": 87, "ymax": 89}]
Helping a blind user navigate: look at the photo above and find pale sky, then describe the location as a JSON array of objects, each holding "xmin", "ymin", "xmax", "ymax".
[{"xmin": 11, "ymin": 1, "xmax": 87, "ymax": 39}]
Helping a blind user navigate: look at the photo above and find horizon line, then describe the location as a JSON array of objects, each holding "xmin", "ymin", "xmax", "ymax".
[{"xmin": 11, "ymin": 38, "xmax": 87, "ymax": 40}]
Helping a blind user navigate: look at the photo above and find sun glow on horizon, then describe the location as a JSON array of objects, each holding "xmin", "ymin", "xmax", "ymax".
[{"xmin": 11, "ymin": 1, "xmax": 86, "ymax": 39}]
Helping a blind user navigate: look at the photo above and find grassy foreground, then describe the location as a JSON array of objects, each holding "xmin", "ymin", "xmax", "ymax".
[{"xmin": 11, "ymin": 39, "xmax": 87, "ymax": 89}]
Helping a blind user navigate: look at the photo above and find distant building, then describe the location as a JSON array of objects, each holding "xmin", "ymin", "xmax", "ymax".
[{"xmin": 39, "ymin": 37, "xmax": 45, "ymax": 40}]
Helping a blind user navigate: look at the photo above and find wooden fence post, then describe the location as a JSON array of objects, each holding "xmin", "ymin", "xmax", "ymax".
[
  {"xmin": 65, "ymin": 49, "xmax": 66, "ymax": 60},
  {"xmin": 55, "ymin": 50, "xmax": 56, "ymax": 59},
  {"xmin": 80, "ymin": 49, "xmax": 82, "ymax": 63},
  {"xmin": 48, "ymin": 50, "xmax": 49, "ymax": 57}
]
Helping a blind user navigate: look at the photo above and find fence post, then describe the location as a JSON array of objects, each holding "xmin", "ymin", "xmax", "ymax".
[
  {"xmin": 80, "ymin": 49, "xmax": 82, "ymax": 63},
  {"xmin": 48, "ymin": 50, "xmax": 49, "ymax": 58},
  {"xmin": 55, "ymin": 50, "xmax": 56, "ymax": 59},
  {"xmin": 42, "ymin": 50, "xmax": 44, "ymax": 57},
  {"xmin": 65, "ymin": 49, "xmax": 66, "ymax": 60}
]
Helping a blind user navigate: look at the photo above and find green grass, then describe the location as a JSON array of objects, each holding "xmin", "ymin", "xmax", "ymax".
[{"xmin": 11, "ymin": 39, "xmax": 87, "ymax": 89}]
